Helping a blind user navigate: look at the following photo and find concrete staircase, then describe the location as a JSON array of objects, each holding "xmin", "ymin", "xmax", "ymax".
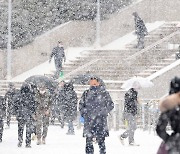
[
  {"xmin": 0, "ymin": 22, "xmax": 179, "ymax": 101},
  {"xmin": 61, "ymin": 22, "xmax": 180, "ymax": 101}
]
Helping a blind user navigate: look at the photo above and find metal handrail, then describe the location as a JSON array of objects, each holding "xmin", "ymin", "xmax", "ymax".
[{"xmin": 126, "ymin": 31, "xmax": 180, "ymax": 61}]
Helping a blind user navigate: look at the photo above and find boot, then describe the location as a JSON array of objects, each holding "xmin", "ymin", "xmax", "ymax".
[
  {"xmin": 42, "ymin": 138, "xmax": 46, "ymax": 144},
  {"xmin": 37, "ymin": 139, "xmax": 41, "ymax": 145}
]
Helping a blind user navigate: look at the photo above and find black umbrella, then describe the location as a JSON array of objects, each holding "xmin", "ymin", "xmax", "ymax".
[
  {"xmin": 25, "ymin": 75, "xmax": 58, "ymax": 93},
  {"xmin": 70, "ymin": 73, "xmax": 106, "ymax": 88}
]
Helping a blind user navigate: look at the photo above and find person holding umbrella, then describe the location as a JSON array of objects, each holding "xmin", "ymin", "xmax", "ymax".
[
  {"xmin": 120, "ymin": 81, "xmax": 140, "ymax": 146},
  {"xmin": 34, "ymin": 84, "xmax": 52, "ymax": 145},
  {"xmin": 14, "ymin": 83, "xmax": 36, "ymax": 148}
]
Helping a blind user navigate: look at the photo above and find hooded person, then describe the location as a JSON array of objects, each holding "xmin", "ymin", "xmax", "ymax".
[
  {"xmin": 14, "ymin": 83, "xmax": 36, "ymax": 148},
  {"xmin": 79, "ymin": 76, "xmax": 114, "ymax": 154},
  {"xmin": 156, "ymin": 76, "xmax": 180, "ymax": 154},
  {"xmin": 61, "ymin": 82, "xmax": 78, "ymax": 135}
]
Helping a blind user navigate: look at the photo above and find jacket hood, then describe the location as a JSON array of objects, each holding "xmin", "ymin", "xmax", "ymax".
[{"xmin": 160, "ymin": 92, "xmax": 180, "ymax": 112}]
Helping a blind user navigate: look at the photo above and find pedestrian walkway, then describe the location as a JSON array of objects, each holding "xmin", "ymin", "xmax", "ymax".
[{"xmin": 0, "ymin": 124, "xmax": 161, "ymax": 154}]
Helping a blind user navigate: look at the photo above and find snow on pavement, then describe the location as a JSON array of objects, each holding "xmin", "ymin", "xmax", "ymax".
[{"xmin": 0, "ymin": 124, "xmax": 161, "ymax": 154}]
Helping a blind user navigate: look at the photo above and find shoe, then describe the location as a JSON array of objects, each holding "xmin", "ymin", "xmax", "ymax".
[
  {"xmin": 66, "ymin": 131, "xmax": 75, "ymax": 135},
  {"xmin": 129, "ymin": 142, "xmax": 140, "ymax": 146},
  {"xmin": 25, "ymin": 144, "xmax": 31, "ymax": 148},
  {"xmin": 5, "ymin": 125, "xmax": 10, "ymax": 129},
  {"xmin": 119, "ymin": 136, "xmax": 125, "ymax": 145},
  {"xmin": 42, "ymin": 138, "xmax": 46, "ymax": 144},
  {"xmin": 17, "ymin": 142, "xmax": 22, "ymax": 147},
  {"xmin": 37, "ymin": 139, "xmax": 41, "ymax": 145}
]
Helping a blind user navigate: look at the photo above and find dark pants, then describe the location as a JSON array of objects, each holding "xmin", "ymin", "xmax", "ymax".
[
  {"xmin": 18, "ymin": 118, "xmax": 32, "ymax": 146},
  {"xmin": 121, "ymin": 113, "xmax": 137, "ymax": 144},
  {"xmin": 36, "ymin": 114, "xmax": 49, "ymax": 140},
  {"xmin": 137, "ymin": 35, "xmax": 145, "ymax": 49},
  {"xmin": 54, "ymin": 60, "xmax": 62, "ymax": 79},
  {"xmin": 86, "ymin": 137, "xmax": 106, "ymax": 154},
  {"xmin": 0, "ymin": 119, "xmax": 4, "ymax": 141},
  {"xmin": 67, "ymin": 120, "xmax": 74, "ymax": 133}
]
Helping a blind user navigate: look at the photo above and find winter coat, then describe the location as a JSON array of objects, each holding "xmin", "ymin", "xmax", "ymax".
[
  {"xmin": 50, "ymin": 46, "xmax": 65, "ymax": 65},
  {"xmin": 0, "ymin": 96, "xmax": 6, "ymax": 120},
  {"xmin": 134, "ymin": 16, "xmax": 148, "ymax": 36},
  {"xmin": 35, "ymin": 90, "xmax": 51, "ymax": 116},
  {"xmin": 124, "ymin": 88, "xmax": 138, "ymax": 116},
  {"xmin": 14, "ymin": 85, "xmax": 36, "ymax": 121},
  {"xmin": 79, "ymin": 86, "xmax": 114, "ymax": 138},
  {"xmin": 61, "ymin": 83, "xmax": 78, "ymax": 122},
  {"xmin": 156, "ymin": 92, "xmax": 180, "ymax": 153},
  {"xmin": 4, "ymin": 87, "xmax": 18, "ymax": 115}
]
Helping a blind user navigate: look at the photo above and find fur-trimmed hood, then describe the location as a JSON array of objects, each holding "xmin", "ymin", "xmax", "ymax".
[{"xmin": 159, "ymin": 92, "xmax": 180, "ymax": 112}]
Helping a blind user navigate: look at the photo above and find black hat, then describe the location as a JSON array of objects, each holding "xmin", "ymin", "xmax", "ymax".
[{"xmin": 169, "ymin": 76, "xmax": 180, "ymax": 94}]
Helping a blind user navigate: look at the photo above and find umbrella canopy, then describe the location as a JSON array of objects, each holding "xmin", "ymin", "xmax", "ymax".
[
  {"xmin": 70, "ymin": 73, "xmax": 105, "ymax": 87},
  {"xmin": 121, "ymin": 76, "xmax": 154, "ymax": 90},
  {"xmin": 25, "ymin": 75, "xmax": 58, "ymax": 93}
]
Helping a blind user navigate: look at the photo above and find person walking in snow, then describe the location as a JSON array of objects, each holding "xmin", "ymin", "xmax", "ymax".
[
  {"xmin": 50, "ymin": 80, "xmax": 65, "ymax": 127},
  {"xmin": 79, "ymin": 76, "xmax": 114, "ymax": 154},
  {"xmin": 14, "ymin": 84, "xmax": 36, "ymax": 148},
  {"xmin": 34, "ymin": 84, "xmax": 51, "ymax": 145},
  {"xmin": 0, "ymin": 95, "xmax": 6, "ymax": 143},
  {"xmin": 132, "ymin": 12, "xmax": 148, "ymax": 49},
  {"xmin": 49, "ymin": 41, "xmax": 66, "ymax": 79},
  {"xmin": 156, "ymin": 76, "xmax": 180, "ymax": 154},
  {"xmin": 61, "ymin": 82, "xmax": 78, "ymax": 135},
  {"xmin": 4, "ymin": 83, "xmax": 18, "ymax": 128},
  {"xmin": 120, "ymin": 86, "xmax": 139, "ymax": 146}
]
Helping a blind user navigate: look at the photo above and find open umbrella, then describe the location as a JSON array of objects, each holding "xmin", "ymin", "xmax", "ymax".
[
  {"xmin": 121, "ymin": 76, "xmax": 154, "ymax": 90},
  {"xmin": 70, "ymin": 73, "xmax": 106, "ymax": 87},
  {"xmin": 25, "ymin": 75, "xmax": 58, "ymax": 93}
]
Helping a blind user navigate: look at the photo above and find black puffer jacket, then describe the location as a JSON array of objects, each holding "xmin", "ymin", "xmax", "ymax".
[
  {"xmin": 156, "ymin": 105, "xmax": 180, "ymax": 153},
  {"xmin": 14, "ymin": 84, "xmax": 36, "ymax": 121},
  {"xmin": 124, "ymin": 88, "xmax": 138, "ymax": 116},
  {"xmin": 79, "ymin": 86, "xmax": 114, "ymax": 138}
]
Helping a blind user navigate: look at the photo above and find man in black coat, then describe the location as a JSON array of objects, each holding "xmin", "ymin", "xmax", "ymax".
[
  {"xmin": 79, "ymin": 77, "xmax": 114, "ymax": 154},
  {"xmin": 132, "ymin": 12, "xmax": 148, "ymax": 49},
  {"xmin": 14, "ymin": 84, "xmax": 36, "ymax": 148},
  {"xmin": 120, "ymin": 87, "xmax": 139, "ymax": 146},
  {"xmin": 0, "ymin": 95, "xmax": 6, "ymax": 142},
  {"xmin": 49, "ymin": 41, "xmax": 66, "ymax": 79},
  {"xmin": 62, "ymin": 82, "xmax": 78, "ymax": 135}
]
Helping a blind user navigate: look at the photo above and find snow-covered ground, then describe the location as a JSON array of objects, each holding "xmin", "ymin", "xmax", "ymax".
[{"xmin": 0, "ymin": 124, "xmax": 161, "ymax": 154}]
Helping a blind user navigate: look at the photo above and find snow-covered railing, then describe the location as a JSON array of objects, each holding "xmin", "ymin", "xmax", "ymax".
[
  {"xmin": 126, "ymin": 31, "xmax": 180, "ymax": 61},
  {"xmin": 147, "ymin": 59, "xmax": 180, "ymax": 81}
]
